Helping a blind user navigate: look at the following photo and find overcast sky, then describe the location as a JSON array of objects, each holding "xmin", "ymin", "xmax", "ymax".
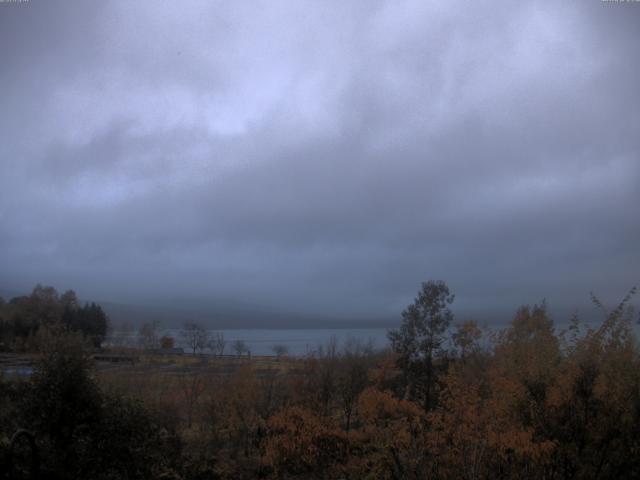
[{"xmin": 0, "ymin": 0, "xmax": 638, "ymax": 325}]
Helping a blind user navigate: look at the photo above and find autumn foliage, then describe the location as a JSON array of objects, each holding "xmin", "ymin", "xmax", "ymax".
[
  {"xmin": 257, "ymin": 287, "xmax": 640, "ymax": 480},
  {"xmin": 1, "ymin": 284, "xmax": 639, "ymax": 479}
]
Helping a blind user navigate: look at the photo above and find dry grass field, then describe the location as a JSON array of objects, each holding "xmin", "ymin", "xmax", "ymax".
[{"xmin": 94, "ymin": 353, "xmax": 303, "ymax": 432}]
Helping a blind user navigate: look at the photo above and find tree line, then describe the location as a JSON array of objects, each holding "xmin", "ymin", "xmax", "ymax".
[
  {"xmin": 0, "ymin": 284, "xmax": 109, "ymax": 350},
  {"xmin": 1, "ymin": 280, "xmax": 639, "ymax": 479}
]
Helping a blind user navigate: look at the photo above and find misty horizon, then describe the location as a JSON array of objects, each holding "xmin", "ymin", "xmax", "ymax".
[{"xmin": 0, "ymin": 282, "xmax": 622, "ymax": 331}]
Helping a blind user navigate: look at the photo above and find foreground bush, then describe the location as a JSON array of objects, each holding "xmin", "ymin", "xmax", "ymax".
[{"xmin": 2, "ymin": 330, "xmax": 181, "ymax": 480}]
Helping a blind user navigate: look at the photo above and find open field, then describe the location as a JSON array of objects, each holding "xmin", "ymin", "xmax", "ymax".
[
  {"xmin": 94, "ymin": 353, "xmax": 303, "ymax": 418},
  {"xmin": 1, "ymin": 351, "xmax": 301, "ymax": 387},
  {"xmin": 96, "ymin": 353, "xmax": 301, "ymax": 384}
]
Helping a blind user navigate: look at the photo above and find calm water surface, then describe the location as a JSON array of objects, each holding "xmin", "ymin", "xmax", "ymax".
[
  {"xmin": 205, "ymin": 328, "xmax": 390, "ymax": 356},
  {"xmin": 113, "ymin": 328, "xmax": 391, "ymax": 356}
]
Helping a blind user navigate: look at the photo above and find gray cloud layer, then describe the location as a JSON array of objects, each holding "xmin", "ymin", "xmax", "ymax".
[{"xmin": 1, "ymin": 0, "xmax": 638, "ymax": 324}]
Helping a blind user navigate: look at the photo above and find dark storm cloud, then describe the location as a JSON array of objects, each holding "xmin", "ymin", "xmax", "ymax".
[{"xmin": 0, "ymin": 0, "xmax": 638, "ymax": 324}]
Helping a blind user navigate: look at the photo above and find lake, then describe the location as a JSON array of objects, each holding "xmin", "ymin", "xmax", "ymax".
[{"xmin": 111, "ymin": 328, "xmax": 391, "ymax": 356}]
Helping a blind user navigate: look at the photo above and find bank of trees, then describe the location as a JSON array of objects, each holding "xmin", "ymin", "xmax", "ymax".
[
  {"xmin": 0, "ymin": 284, "xmax": 109, "ymax": 350},
  {"xmin": 1, "ymin": 281, "xmax": 639, "ymax": 479}
]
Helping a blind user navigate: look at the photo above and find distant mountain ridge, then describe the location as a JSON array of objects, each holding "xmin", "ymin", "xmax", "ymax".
[
  {"xmin": 1, "ymin": 284, "xmax": 611, "ymax": 330},
  {"xmin": 101, "ymin": 300, "xmax": 397, "ymax": 330}
]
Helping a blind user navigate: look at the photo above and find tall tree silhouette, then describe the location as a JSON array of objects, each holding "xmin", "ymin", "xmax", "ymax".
[{"xmin": 388, "ymin": 280, "xmax": 454, "ymax": 410}]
